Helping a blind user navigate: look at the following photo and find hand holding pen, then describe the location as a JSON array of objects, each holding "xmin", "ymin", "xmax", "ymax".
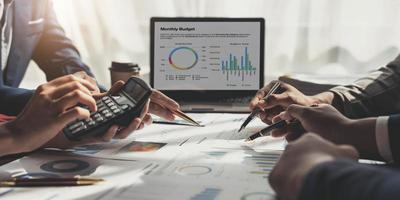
[
  {"xmin": 246, "ymin": 104, "xmax": 321, "ymax": 141},
  {"xmin": 248, "ymin": 80, "xmax": 319, "ymax": 126},
  {"xmin": 150, "ymin": 90, "xmax": 201, "ymax": 127},
  {"xmin": 239, "ymin": 81, "xmax": 284, "ymax": 132}
]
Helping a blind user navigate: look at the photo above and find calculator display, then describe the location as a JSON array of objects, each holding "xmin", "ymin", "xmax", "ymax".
[{"xmin": 123, "ymin": 79, "xmax": 147, "ymax": 102}]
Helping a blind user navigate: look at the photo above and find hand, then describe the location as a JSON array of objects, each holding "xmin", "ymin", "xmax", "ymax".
[
  {"xmin": 45, "ymin": 81, "xmax": 152, "ymax": 148},
  {"xmin": 149, "ymin": 89, "xmax": 180, "ymax": 121},
  {"xmin": 269, "ymin": 133, "xmax": 359, "ymax": 200},
  {"xmin": 250, "ymin": 81, "xmax": 317, "ymax": 124},
  {"xmin": 272, "ymin": 104, "xmax": 380, "ymax": 159},
  {"xmin": 1, "ymin": 75, "xmax": 97, "ymax": 155},
  {"xmin": 272, "ymin": 104, "xmax": 352, "ymax": 141},
  {"xmin": 73, "ymin": 71, "xmax": 100, "ymax": 93}
]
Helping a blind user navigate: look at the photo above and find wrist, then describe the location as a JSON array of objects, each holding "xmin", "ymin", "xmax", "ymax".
[
  {"xmin": 344, "ymin": 118, "xmax": 379, "ymax": 159},
  {"xmin": 3, "ymin": 120, "xmax": 34, "ymax": 153},
  {"xmin": 310, "ymin": 92, "xmax": 335, "ymax": 105}
]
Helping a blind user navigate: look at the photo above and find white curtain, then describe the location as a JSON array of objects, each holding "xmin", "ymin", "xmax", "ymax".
[{"xmin": 20, "ymin": 0, "xmax": 400, "ymax": 88}]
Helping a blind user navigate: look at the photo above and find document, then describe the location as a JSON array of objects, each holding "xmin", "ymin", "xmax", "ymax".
[{"xmin": 0, "ymin": 113, "xmax": 284, "ymax": 200}]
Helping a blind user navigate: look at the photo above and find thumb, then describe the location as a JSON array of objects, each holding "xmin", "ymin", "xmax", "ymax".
[
  {"xmin": 108, "ymin": 80, "xmax": 125, "ymax": 95},
  {"xmin": 337, "ymin": 144, "xmax": 359, "ymax": 160}
]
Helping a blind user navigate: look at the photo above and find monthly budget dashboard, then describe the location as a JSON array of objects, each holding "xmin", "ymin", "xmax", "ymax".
[{"xmin": 151, "ymin": 18, "xmax": 264, "ymax": 91}]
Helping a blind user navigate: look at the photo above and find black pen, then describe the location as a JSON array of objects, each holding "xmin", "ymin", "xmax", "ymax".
[
  {"xmin": 238, "ymin": 81, "xmax": 282, "ymax": 132},
  {"xmin": 245, "ymin": 119, "xmax": 304, "ymax": 141}
]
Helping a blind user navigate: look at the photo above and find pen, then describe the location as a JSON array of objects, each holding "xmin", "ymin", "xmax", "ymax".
[
  {"xmin": 153, "ymin": 120, "xmax": 205, "ymax": 127},
  {"xmin": 0, "ymin": 177, "xmax": 104, "ymax": 187},
  {"xmin": 245, "ymin": 119, "xmax": 304, "ymax": 141},
  {"xmin": 238, "ymin": 81, "xmax": 282, "ymax": 132},
  {"xmin": 171, "ymin": 109, "xmax": 203, "ymax": 127}
]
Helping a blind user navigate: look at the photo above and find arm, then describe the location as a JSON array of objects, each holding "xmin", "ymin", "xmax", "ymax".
[
  {"xmin": 31, "ymin": 0, "xmax": 94, "ymax": 81},
  {"xmin": 0, "ymin": 85, "xmax": 33, "ymax": 116},
  {"xmin": 327, "ymin": 55, "xmax": 400, "ymax": 118},
  {"xmin": 300, "ymin": 160, "xmax": 400, "ymax": 200}
]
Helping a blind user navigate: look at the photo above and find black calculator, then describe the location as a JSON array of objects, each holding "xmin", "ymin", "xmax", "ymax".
[{"xmin": 63, "ymin": 77, "xmax": 152, "ymax": 140}]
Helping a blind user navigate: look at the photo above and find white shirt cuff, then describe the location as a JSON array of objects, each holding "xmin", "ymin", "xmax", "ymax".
[{"xmin": 376, "ymin": 116, "xmax": 393, "ymax": 163}]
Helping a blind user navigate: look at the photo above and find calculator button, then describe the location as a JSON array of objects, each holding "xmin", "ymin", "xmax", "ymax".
[
  {"xmin": 107, "ymin": 102, "xmax": 115, "ymax": 107},
  {"xmin": 98, "ymin": 106, "xmax": 107, "ymax": 112},
  {"xmin": 110, "ymin": 106, "xmax": 118, "ymax": 110},
  {"xmin": 104, "ymin": 99, "xmax": 112, "ymax": 104},
  {"xmin": 93, "ymin": 113, "xmax": 101, "ymax": 118},
  {"xmin": 121, "ymin": 104, "xmax": 129, "ymax": 110},
  {"xmin": 104, "ymin": 113, "xmax": 113, "ymax": 118},
  {"xmin": 71, "ymin": 125, "xmax": 87, "ymax": 134},
  {"xmin": 101, "ymin": 110, "xmax": 111, "ymax": 115},
  {"xmin": 88, "ymin": 120, "xmax": 96, "ymax": 126},
  {"xmin": 113, "ymin": 109, "xmax": 121, "ymax": 114},
  {"xmin": 68, "ymin": 122, "xmax": 84, "ymax": 130},
  {"xmin": 102, "ymin": 96, "xmax": 110, "ymax": 101},
  {"xmin": 95, "ymin": 117, "xmax": 104, "ymax": 122}
]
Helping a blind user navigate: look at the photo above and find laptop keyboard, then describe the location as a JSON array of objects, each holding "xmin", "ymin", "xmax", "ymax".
[{"xmin": 217, "ymin": 96, "xmax": 252, "ymax": 104}]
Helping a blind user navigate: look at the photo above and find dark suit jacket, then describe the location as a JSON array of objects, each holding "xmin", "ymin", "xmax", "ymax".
[
  {"xmin": 0, "ymin": 0, "xmax": 94, "ymax": 115},
  {"xmin": 298, "ymin": 114, "xmax": 400, "ymax": 200},
  {"xmin": 330, "ymin": 54, "xmax": 400, "ymax": 118},
  {"xmin": 299, "ymin": 159, "xmax": 400, "ymax": 200}
]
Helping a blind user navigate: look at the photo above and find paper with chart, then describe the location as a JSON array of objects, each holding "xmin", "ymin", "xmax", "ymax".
[{"xmin": 0, "ymin": 113, "xmax": 285, "ymax": 200}]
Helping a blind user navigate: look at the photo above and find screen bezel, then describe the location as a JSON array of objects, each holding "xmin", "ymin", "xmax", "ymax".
[{"xmin": 150, "ymin": 17, "xmax": 265, "ymax": 101}]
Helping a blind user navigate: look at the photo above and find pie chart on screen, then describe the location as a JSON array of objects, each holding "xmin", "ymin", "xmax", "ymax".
[{"xmin": 168, "ymin": 47, "xmax": 198, "ymax": 70}]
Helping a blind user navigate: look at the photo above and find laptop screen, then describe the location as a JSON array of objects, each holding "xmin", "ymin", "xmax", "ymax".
[{"xmin": 151, "ymin": 18, "xmax": 264, "ymax": 91}]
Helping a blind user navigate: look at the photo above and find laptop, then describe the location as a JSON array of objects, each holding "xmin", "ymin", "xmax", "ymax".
[{"xmin": 150, "ymin": 17, "xmax": 265, "ymax": 113}]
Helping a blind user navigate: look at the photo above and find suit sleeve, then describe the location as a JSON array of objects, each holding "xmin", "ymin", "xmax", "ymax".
[
  {"xmin": 299, "ymin": 159, "xmax": 400, "ymax": 200},
  {"xmin": 0, "ymin": 85, "xmax": 33, "ymax": 116},
  {"xmin": 329, "ymin": 54, "xmax": 400, "ymax": 118},
  {"xmin": 387, "ymin": 114, "xmax": 400, "ymax": 163},
  {"xmin": 31, "ymin": 0, "xmax": 94, "ymax": 81}
]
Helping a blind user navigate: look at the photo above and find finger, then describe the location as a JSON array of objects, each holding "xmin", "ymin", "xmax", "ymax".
[
  {"xmin": 259, "ymin": 112, "xmax": 272, "ymax": 124},
  {"xmin": 271, "ymin": 127, "xmax": 289, "ymax": 137},
  {"xmin": 271, "ymin": 114, "xmax": 282, "ymax": 123},
  {"xmin": 142, "ymin": 114, "xmax": 153, "ymax": 125},
  {"xmin": 138, "ymin": 100, "xmax": 150, "ymax": 120},
  {"xmin": 261, "ymin": 93, "xmax": 293, "ymax": 109},
  {"xmin": 286, "ymin": 104, "xmax": 308, "ymax": 119},
  {"xmin": 108, "ymin": 81, "xmax": 125, "ymax": 95},
  {"xmin": 285, "ymin": 131, "xmax": 304, "ymax": 142},
  {"xmin": 265, "ymin": 107, "xmax": 284, "ymax": 122},
  {"xmin": 149, "ymin": 102, "xmax": 175, "ymax": 121},
  {"xmin": 250, "ymin": 90, "xmax": 266, "ymax": 110},
  {"xmin": 74, "ymin": 71, "xmax": 100, "ymax": 93},
  {"xmin": 54, "ymin": 90, "xmax": 97, "ymax": 112},
  {"xmin": 138, "ymin": 123, "xmax": 145, "ymax": 130},
  {"xmin": 58, "ymin": 107, "xmax": 90, "ymax": 125},
  {"xmin": 337, "ymin": 144, "xmax": 359, "ymax": 160},
  {"xmin": 250, "ymin": 81, "xmax": 280, "ymax": 109},
  {"xmin": 51, "ymin": 74, "xmax": 98, "ymax": 92},
  {"xmin": 150, "ymin": 90, "xmax": 180, "ymax": 110},
  {"xmin": 50, "ymin": 81, "xmax": 92, "ymax": 99},
  {"xmin": 100, "ymin": 125, "xmax": 119, "ymax": 142},
  {"xmin": 116, "ymin": 118, "xmax": 142, "ymax": 139},
  {"xmin": 274, "ymin": 111, "xmax": 294, "ymax": 121}
]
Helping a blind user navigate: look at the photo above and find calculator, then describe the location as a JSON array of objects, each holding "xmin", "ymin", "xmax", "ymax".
[{"xmin": 63, "ymin": 77, "xmax": 152, "ymax": 140}]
